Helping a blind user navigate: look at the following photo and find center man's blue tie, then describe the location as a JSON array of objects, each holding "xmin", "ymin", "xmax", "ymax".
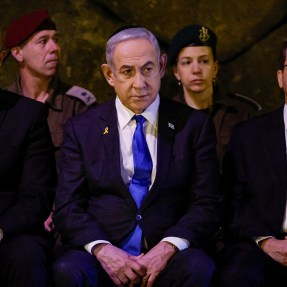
[{"xmin": 121, "ymin": 115, "xmax": 153, "ymax": 255}]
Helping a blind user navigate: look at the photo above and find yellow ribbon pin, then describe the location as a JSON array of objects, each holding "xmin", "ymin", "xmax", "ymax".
[{"xmin": 103, "ymin": 127, "xmax": 109, "ymax": 134}]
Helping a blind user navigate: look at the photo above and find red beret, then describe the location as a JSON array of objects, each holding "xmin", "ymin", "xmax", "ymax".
[{"xmin": 3, "ymin": 9, "xmax": 57, "ymax": 49}]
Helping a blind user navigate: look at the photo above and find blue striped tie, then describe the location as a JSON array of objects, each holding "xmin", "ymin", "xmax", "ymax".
[{"xmin": 121, "ymin": 115, "xmax": 153, "ymax": 255}]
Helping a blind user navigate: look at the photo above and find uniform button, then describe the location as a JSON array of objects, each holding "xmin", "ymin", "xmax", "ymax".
[{"xmin": 136, "ymin": 214, "xmax": 142, "ymax": 221}]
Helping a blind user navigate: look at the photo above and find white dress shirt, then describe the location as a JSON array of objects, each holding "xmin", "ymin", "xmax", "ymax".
[{"xmin": 116, "ymin": 95, "xmax": 158, "ymax": 188}]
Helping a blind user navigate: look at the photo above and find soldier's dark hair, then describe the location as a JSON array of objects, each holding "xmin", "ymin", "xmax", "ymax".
[{"xmin": 278, "ymin": 40, "xmax": 287, "ymax": 71}]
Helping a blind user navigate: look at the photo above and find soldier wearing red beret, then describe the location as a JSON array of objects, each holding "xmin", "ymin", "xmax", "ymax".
[
  {"xmin": 2, "ymin": 9, "xmax": 97, "ymax": 168},
  {"xmin": 1, "ymin": 9, "xmax": 97, "ymax": 237}
]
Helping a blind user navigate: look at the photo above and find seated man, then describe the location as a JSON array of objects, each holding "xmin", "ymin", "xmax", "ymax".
[
  {"xmin": 0, "ymin": 88, "xmax": 57, "ymax": 286},
  {"xmin": 219, "ymin": 40, "xmax": 287, "ymax": 286},
  {"xmin": 53, "ymin": 26, "xmax": 223, "ymax": 287}
]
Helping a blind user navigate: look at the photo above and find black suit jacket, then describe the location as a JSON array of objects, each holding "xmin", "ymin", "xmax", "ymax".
[
  {"xmin": 223, "ymin": 106, "xmax": 287, "ymax": 241},
  {"xmin": 0, "ymin": 89, "xmax": 57, "ymax": 240},
  {"xmin": 54, "ymin": 97, "xmax": 222, "ymax": 249}
]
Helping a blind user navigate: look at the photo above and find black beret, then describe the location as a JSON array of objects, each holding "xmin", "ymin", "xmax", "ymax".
[
  {"xmin": 168, "ymin": 24, "xmax": 217, "ymax": 66},
  {"xmin": 3, "ymin": 9, "xmax": 56, "ymax": 49}
]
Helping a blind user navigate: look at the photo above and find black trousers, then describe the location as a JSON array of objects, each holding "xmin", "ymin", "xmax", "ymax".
[
  {"xmin": 0, "ymin": 234, "xmax": 53, "ymax": 287},
  {"xmin": 53, "ymin": 247, "xmax": 217, "ymax": 287},
  {"xmin": 218, "ymin": 241, "xmax": 287, "ymax": 287}
]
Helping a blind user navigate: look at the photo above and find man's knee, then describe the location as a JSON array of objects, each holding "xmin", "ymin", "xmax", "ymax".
[
  {"xmin": 0, "ymin": 235, "xmax": 50, "ymax": 267},
  {"xmin": 218, "ymin": 243, "xmax": 266, "ymax": 287},
  {"xmin": 0, "ymin": 235, "xmax": 51, "ymax": 287},
  {"xmin": 53, "ymin": 250, "xmax": 98, "ymax": 287},
  {"xmin": 219, "ymin": 264, "xmax": 264, "ymax": 287},
  {"xmin": 156, "ymin": 248, "xmax": 216, "ymax": 287},
  {"xmin": 183, "ymin": 249, "xmax": 216, "ymax": 284}
]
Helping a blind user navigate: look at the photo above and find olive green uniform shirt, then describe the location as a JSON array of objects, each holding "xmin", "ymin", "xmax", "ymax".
[
  {"xmin": 6, "ymin": 77, "xmax": 96, "ymax": 170},
  {"xmin": 172, "ymin": 89, "xmax": 262, "ymax": 169}
]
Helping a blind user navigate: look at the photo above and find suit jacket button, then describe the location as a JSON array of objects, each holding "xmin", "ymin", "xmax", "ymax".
[{"xmin": 136, "ymin": 214, "xmax": 142, "ymax": 221}]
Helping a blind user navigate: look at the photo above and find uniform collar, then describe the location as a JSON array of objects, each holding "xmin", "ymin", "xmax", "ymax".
[
  {"xmin": 14, "ymin": 75, "xmax": 65, "ymax": 111},
  {"xmin": 43, "ymin": 78, "xmax": 66, "ymax": 111}
]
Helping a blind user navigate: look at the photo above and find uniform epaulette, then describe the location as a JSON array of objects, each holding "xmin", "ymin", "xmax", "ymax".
[
  {"xmin": 66, "ymin": 86, "xmax": 96, "ymax": 106},
  {"xmin": 228, "ymin": 93, "xmax": 262, "ymax": 112}
]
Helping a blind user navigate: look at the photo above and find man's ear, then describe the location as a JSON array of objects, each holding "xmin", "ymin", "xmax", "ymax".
[
  {"xmin": 159, "ymin": 53, "xmax": 167, "ymax": 78},
  {"xmin": 10, "ymin": 47, "xmax": 24, "ymax": 62},
  {"xmin": 277, "ymin": 69, "xmax": 283, "ymax": 88},
  {"xmin": 101, "ymin": 64, "xmax": 115, "ymax": 87}
]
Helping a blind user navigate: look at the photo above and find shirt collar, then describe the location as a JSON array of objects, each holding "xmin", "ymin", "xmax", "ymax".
[{"xmin": 116, "ymin": 94, "xmax": 160, "ymax": 129}]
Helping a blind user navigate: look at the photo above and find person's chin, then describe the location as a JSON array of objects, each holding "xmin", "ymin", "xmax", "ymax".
[
  {"xmin": 46, "ymin": 67, "xmax": 59, "ymax": 76},
  {"xmin": 190, "ymin": 86, "xmax": 206, "ymax": 93},
  {"xmin": 130, "ymin": 101, "xmax": 150, "ymax": 114},
  {"xmin": 131, "ymin": 95, "xmax": 151, "ymax": 105}
]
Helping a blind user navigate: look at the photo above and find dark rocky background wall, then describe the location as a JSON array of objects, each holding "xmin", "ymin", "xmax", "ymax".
[{"xmin": 1, "ymin": 0, "xmax": 287, "ymax": 113}]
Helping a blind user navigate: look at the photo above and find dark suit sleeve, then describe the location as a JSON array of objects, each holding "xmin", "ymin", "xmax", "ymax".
[
  {"xmin": 223, "ymin": 125, "xmax": 274, "ymax": 241},
  {"xmin": 53, "ymin": 119, "xmax": 109, "ymax": 247},
  {"xmin": 164, "ymin": 115, "xmax": 223, "ymax": 247},
  {"xmin": 0, "ymin": 104, "xmax": 56, "ymax": 238}
]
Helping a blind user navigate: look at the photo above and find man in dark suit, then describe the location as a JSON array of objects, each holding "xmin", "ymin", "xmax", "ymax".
[
  {"xmin": 53, "ymin": 26, "xmax": 222, "ymax": 287},
  {"xmin": 0, "ymin": 89, "xmax": 57, "ymax": 286},
  {"xmin": 219, "ymin": 40, "xmax": 287, "ymax": 287}
]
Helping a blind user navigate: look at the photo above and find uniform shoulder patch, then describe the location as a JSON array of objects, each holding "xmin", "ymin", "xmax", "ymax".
[{"xmin": 66, "ymin": 85, "xmax": 96, "ymax": 106}]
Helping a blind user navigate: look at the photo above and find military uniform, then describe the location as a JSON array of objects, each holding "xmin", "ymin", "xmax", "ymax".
[
  {"xmin": 6, "ymin": 77, "xmax": 96, "ymax": 169},
  {"xmin": 168, "ymin": 24, "xmax": 262, "ymax": 165},
  {"xmin": 172, "ymin": 88, "xmax": 262, "ymax": 167}
]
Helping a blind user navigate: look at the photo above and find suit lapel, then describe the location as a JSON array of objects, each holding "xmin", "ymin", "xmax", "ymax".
[
  {"xmin": 97, "ymin": 100, "xmax": 128, "ymax": 191},
  {"xmin": 97, "ymin": 100, "xmax": 138, "ymax": 209},
  {"xmin": 261, "ymin": 107, "xmax": 287, "ymax": 213},
  {"xmin": 0, "ymin": 90, "xmax": 14, "ymax": 129},
  {"xmin": 142, "ymin": 98, "xmax": 176, "ymax": 208}
]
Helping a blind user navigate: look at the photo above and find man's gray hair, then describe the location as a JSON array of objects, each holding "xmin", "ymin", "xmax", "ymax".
[{"xmin": 105, "ymin": 27, "xmax": 161, "ymax": 69}]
